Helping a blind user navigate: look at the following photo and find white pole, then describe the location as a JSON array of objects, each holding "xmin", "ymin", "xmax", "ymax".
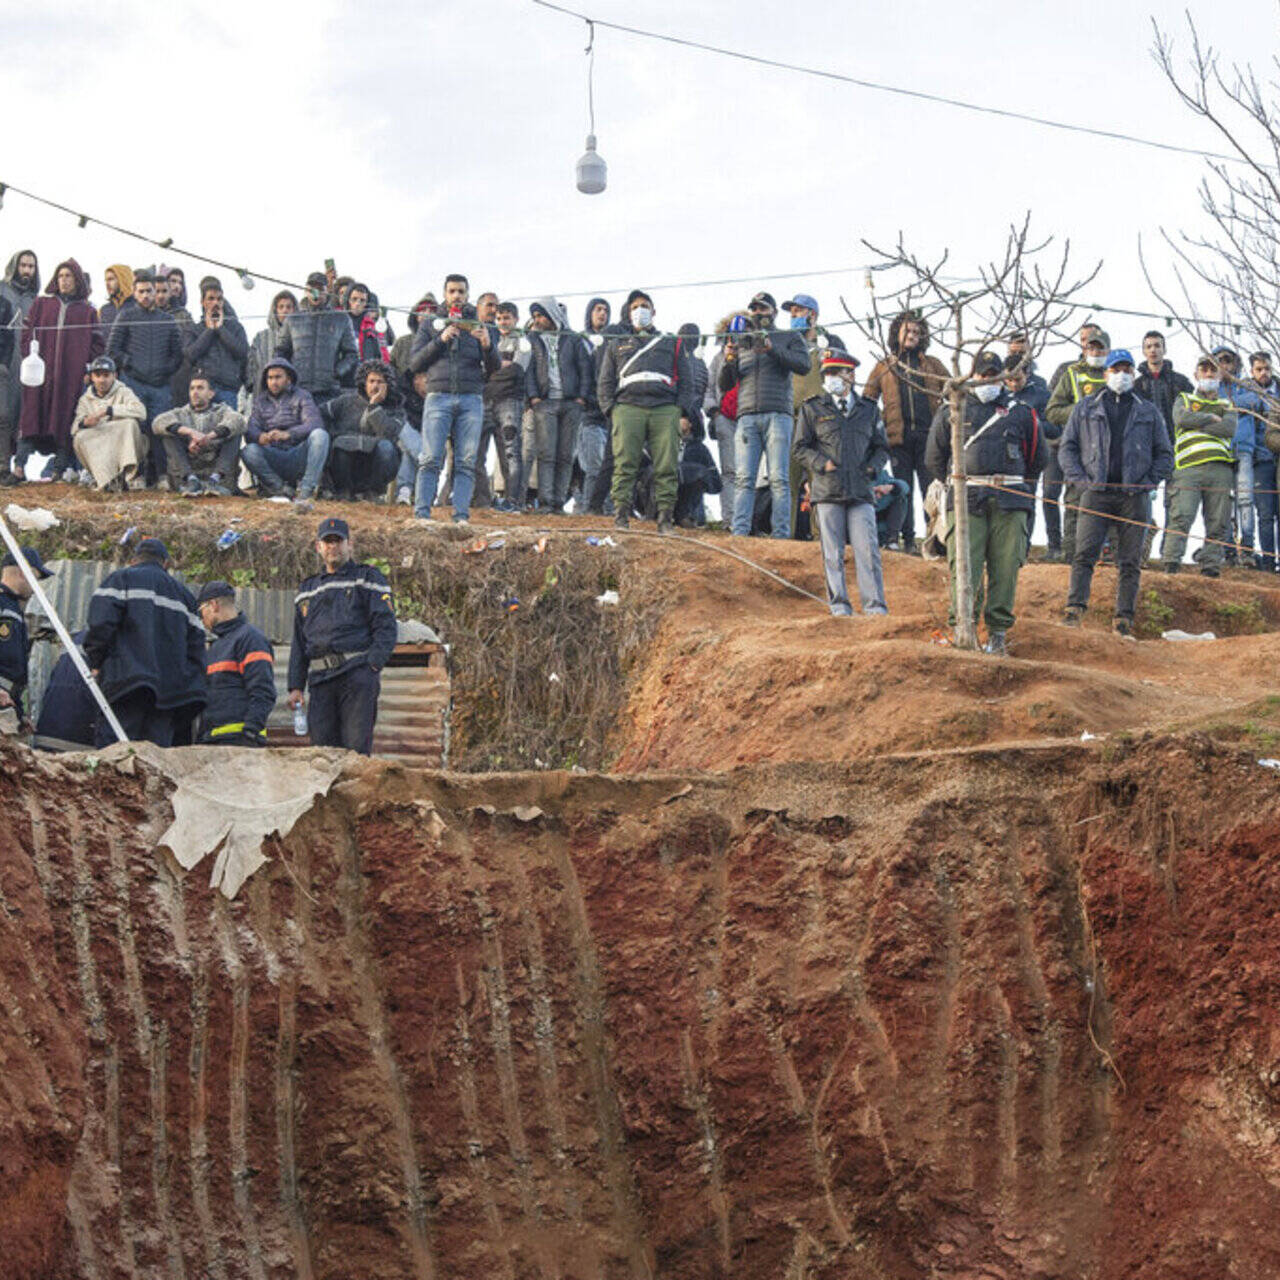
[{"xmin": 0, "ymin": 513, "xmax": 128, "ymax": 744}]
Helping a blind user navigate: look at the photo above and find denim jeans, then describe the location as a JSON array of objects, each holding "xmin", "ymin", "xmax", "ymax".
[
  {"xmin": 242, "ymin": 429, "xmax": 330, "ymax": 496},
  {"xmin": 531, "ymin": 398, "xmax": 583, "ymax": 509},
  {"xmin": 397, "ymin": 422, "xmax": 421, "ymax": 494},
  {"xmin": 1235, "ymin": 453, "xmax": 1256, "ymax": 551},
  {"xmin": 732, "ymin": 411, "xmax": 792, "ymax": 537},
  {"xmin": 125, "ymin": 377, "xmax": 173, "ymax": 426},
  {"xmin": 813, "ymin": 501, "xmax": 887, "ymax": 615},
  {"xmin": 1255, "ymin": 455, "xmax": 1279, "ymax": 567},
  {"xmin": 577, "ymin": 418, "xmax": 610, "ymax": 512},
  {"xmin": 415, "ymin": 392, "xmax": 483, "ymax": 519}
]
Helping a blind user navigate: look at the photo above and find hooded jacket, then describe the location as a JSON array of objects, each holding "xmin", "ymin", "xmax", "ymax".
[
  {"xmin": 716, "ymin": 315, "xmax": 810, "ymax": 417},
  {"xmin": 183, "ymin": 308, "xmax": 249, "ymax": 391},
  {"xmin": 793, "ymin": 391, "xmax": 890, "ymax": 506},
  {"xmin": 485, "ymin": 327, "xmax": 531, "ymax": 404},
  {"xmin": 84, "ymin": 559, "xmax": 207, "ymax": 712},
  {"xmin": 98, "ymin": 264, "xmax": 135, "ymax": 334},
  {"xmin": 321, "ymin": 360, "xmax": 406, "ymax": 451},
  {"xmin": 408, "ymin": 302, "xmax": 500, "ymax": 395},
  {"xmin": 246, "ymin": 291, "xmax": 297, "ymax": 393},
  {"xmin": 19, "ymin": 259, "xmax": 104, "ymax": 447},
  {"xmin": 390, "ymin": 293, "xmax": 437, "ymax": 376},
  {"xmin": 1133, "ymin": 358, "xmax": 1192, "ymax": 434},
  {"xmin": 525, "ymin": 297, "xmax": 592, "ymax": 401},
  {"xmin": 275, "ymin": 303, "xmax": 358, "ymax": 396},
  {"xmin": 246, "ymin": 358, "xmax": 323, "ymax": 443},
  {"xmin": 580, "ymin": 296, "xmax": 613, "ymax": 420},
  {"xmin": 107, "ymin": 295, "xmax": 184, "ymax": 386},
  {"xmin": 863, "ymin": 315, "xmax": 950, "ymax": 448},
  {"xmin": 1, "ymin": 251, "xmax": 41, "ymax": 323}
]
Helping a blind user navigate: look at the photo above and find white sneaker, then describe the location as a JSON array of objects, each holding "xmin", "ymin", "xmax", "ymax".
[{"xmin": 396, "ymin": 486, "xmax": 412, "ymax": 506}]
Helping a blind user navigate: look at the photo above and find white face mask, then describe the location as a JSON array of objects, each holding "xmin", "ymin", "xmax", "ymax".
[
  {"xmin": 1196, "ymin": 378, "xmax": 1220, "ymax": 396},
  {"xmin": 972, "ymin": 383, "xmax": 1001, "ymax": 403},
  {"xmin": 631, "ymin": 306, "xmax": 653, "ymax": 328},
  {"xmin": 1085, "ymin": 354, "xmax": 1107, "ymax": 369},
  {"xmin": 1106, "ymin": 371, "xmax": 1135, "ymax": 394},
  {"xmin": 823, "ymin": 375, "xmax": 847, "ymax": 397}
]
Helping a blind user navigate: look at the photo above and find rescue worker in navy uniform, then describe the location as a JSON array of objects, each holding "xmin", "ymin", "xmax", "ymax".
[
  {"xmin": 287, "ymin": 517, "xmax": 396, "ymax": 755},
  {"xmin": 195, "ymin": 581, "xmax": 277, "ymax": 745},
  {"xmin": 925, "ymin": 350, "xmax": 1046, "ymax": 656},
  {"xmin": 792, "ymin": 349, "xmax": 893, "ymax": 616},
  {"xmin": 0, "ymin": 546, "xmax": 53, "ymax": 726},
  {"xmin": 84, "ymin": 538, "xmax": 207, "ymax": 746}
]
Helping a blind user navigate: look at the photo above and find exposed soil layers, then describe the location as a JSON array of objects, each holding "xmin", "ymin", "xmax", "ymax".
[{"xmin": 1, "ymin": 734, "xmax": 1277, "ymax": 1279}]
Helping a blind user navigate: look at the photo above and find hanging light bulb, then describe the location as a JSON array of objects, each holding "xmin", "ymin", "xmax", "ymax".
[
  {"xmin": 0, "ymin": 183, "xmax": 6, "ymax": 211},
  {"xmin": 77, "ymin": 214, "xmax": 88, "ymax": 229},
  {"xmin": 575, "ymin": 21, "xmax": 607, "ymax": 195},
  {"xmin": 239, "ymin": 270, "xmax": 255, "ymax": 290},
  {"xmin": 576, "ymin": 134, "xmax": 607, "ymax": 195},
  {"xmin": 374, "ymin": 307, "xmax": 388, "ymax": 335}
]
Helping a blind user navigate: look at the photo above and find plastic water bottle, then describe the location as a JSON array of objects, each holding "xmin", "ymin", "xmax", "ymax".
[
  {"xmin": 20, "ymin": 339, "xmax": 45, "ymax": 387},
  {"xmin": 292, "ymin": 704, "xmax": 307, "ymax": 736}
]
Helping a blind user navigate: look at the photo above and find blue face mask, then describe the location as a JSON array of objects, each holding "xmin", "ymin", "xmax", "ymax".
[{"xmin": 790, "ymin": 313, "xmax": 809, "ymax": 330}]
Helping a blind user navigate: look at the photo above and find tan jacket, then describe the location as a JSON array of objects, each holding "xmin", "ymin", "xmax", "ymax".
[{"xmin": 863, "ymin": 352, "xmax": 949, "ymax": 446}]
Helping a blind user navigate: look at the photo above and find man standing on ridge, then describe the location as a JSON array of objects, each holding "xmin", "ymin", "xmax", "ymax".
[{"xmin": 287, "ymin": 517, "xmax": 397, "ymax": 756}]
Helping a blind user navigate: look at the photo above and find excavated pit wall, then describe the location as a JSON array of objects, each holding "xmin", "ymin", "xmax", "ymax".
[{"xmin": 1, "ymin": 735, "xmax": 1278, "ymax": 1280}]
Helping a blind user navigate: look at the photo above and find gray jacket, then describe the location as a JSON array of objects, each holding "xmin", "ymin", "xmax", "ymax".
[
  {"xmin": 183, "ymin": 315, "xmax": 248, "ymax": 391},
  {"xmin": 1060, "ymin": 391, "xmax": 1174, "ymax": 491},
  {"xmin": 275, "ymin": 307, "xmax": 358, "ymax": 396}
]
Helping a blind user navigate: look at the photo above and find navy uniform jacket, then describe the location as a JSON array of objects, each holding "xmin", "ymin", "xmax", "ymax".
[
  {"xmin": 83, "ymin": 561, "xmax": 208, "ymax": 710},
  {"xmin": 0, "ymin": 583, "xmax": 31, "ymax": 712},
  {"xmin": 288, "ymin": 560, "xmax": 396, "ymax": 691},
  {"xmin": 201, "ymin": 614, "xmax": 277, "ymax": 742},
  {"xmin": 33, "ymin": 632, "xmax": 97, "ymax": 749}
]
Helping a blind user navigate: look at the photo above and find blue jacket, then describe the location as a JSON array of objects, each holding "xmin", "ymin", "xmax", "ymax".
[
  {"xmin": 84, "ymin": 561, "xmax": 207, "ymax": 711},
  {"xmin": 0, "ymin": 583, "xmax": 30, "ymax": 712},
  {"xmin": 1248, "ymin": 378, "xmax": 1280, "ymax": 461},
  {"xmin": 246, "ymin": 358, "xmax": 324, "ymax": 445},
  {"xmin": 1059, "ymin": 390, "xmax": 1174, "ymax": 491},
  {"xmin": 288, "ymin": 560, "xmax": 397, "ymax": 690},
  {"xmin": 33, "ymin": 630, "xmax": 97, "ymax": 749},
  {"xmin": 1019, "ymin": 369, "xmax": 1050, "ymax": 417},
  {"xmin": 525, "ymin": 329, "xmax": 593, "ymax": 402},
  {"xmin": 1226, "ymin": 381, "xmax": 1267, "ymax": 459},
  {"xmin": 200, "ymin": 614, "xmax": 276, "ymax": 742}
]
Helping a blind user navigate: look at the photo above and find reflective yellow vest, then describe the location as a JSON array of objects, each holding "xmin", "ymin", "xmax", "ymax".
[{"xmin": 1173, "ymin": 392, "xmax": 1235, "ymax": 470}]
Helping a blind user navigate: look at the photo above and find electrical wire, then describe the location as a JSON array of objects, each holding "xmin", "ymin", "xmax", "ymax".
[{"xmin": 530, "ymin": 0, "xmax": 1247, "ymax": 166}]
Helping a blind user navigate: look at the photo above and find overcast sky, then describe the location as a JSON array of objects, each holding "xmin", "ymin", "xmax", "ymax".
[{"xmin": 2, "ymin": 0, "xmax": 1275, "ymax": 374}]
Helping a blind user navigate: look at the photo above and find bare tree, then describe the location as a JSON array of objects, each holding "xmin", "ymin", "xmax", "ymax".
[
  {"xmin": 843, "ymin": 215, "xmax": 1098, "ymax": 650},
  {"xmin": 1148, "ymin": 14, "xmax": 1280, "ymax": 366}
]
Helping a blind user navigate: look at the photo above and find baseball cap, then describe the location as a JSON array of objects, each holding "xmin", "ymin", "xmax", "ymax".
[
  {"xmin": 195, "ymin": 580, "xmax": 235, "ymax": 606},
  {"xmin": 973, "ymin": 351, "xmax": 1004, "ymax": 377},
  {"xmin": 1, "ymin": 546, "xmax": 52, "ymax": 579},
  {"xmin": 87, "ymin": 355, "xmax": 117, "ymax": 374},
  {"xmin": 749, "ymin": 291, "xmax": 777, "ymax": 311},
  {"xmin": 1104, "ymin": 348, "xmax": 1135, "ymax": 369},
  {"xmin": 136, "ymin": 537, "xmax": 169, "ymax": 561},
  {"xmin": 782, "ymin": 293, "xmax": 819, "ymax": 315},
  {"xmin": 317, "ymin": 516, "xmax": 349, "ymax": 541}
]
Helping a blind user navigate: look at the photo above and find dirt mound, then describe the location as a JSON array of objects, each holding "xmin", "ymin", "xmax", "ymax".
[{"xmin": 2, "ymin": 734, "xmax": 1278, "ymax": 1279}]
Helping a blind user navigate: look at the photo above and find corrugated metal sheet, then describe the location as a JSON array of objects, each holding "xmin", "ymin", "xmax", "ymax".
[
  {"xmin": 25, "ymin": 560, "xmax": 451, "ymax": 767},
  {"xmin": 265, "ymin": 644, "xmax": 450, "ymax": 768}
]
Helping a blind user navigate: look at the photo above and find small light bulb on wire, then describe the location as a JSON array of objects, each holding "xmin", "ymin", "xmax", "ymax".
[
  {"xmin": 0, "ymin": 183, "xmax": 6, "ymax": 211},
  {"xmin": 77, "ymin": 214, "xmax": 88, "ymax": 229},
  {"xmin": 238, "ymin": 270, "xmax": 255, "ymax": 290},
  {"xmin": 575, "ymin": 21, "xmax": 607, "ymax": 194}
]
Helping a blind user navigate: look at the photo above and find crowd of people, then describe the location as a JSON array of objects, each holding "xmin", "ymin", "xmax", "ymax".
[{"xmin": 2, "ymin": 249, "xmax": 1278, "ymax": 642}]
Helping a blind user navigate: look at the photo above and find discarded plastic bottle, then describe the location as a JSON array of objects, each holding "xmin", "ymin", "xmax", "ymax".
[
  {"xmin": 20, "ymin": 339, "xmax": 45, "ymax": 388},
  {"xmin": 292, "ymin": 704, "xmax": 307, "ymax": 736}
]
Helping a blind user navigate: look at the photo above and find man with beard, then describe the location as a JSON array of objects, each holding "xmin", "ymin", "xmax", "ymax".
[
  {"xmin": 246, "ymin": 290, "xmax": 297, "ymax": 409},
  {"xmin": 153, "ymin": 371, "xmax": 246, "ymax": 496},
  {"xmin": 863, "ymin": 311, "xmax": 949, "ymax": 553},
  {"xmin": 17, "ymin": 259, "xmax": 104, "ymax": 482},
  {"xmin": 0, "ymin": 251, "xmax": 39, "ymax": 483}
]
